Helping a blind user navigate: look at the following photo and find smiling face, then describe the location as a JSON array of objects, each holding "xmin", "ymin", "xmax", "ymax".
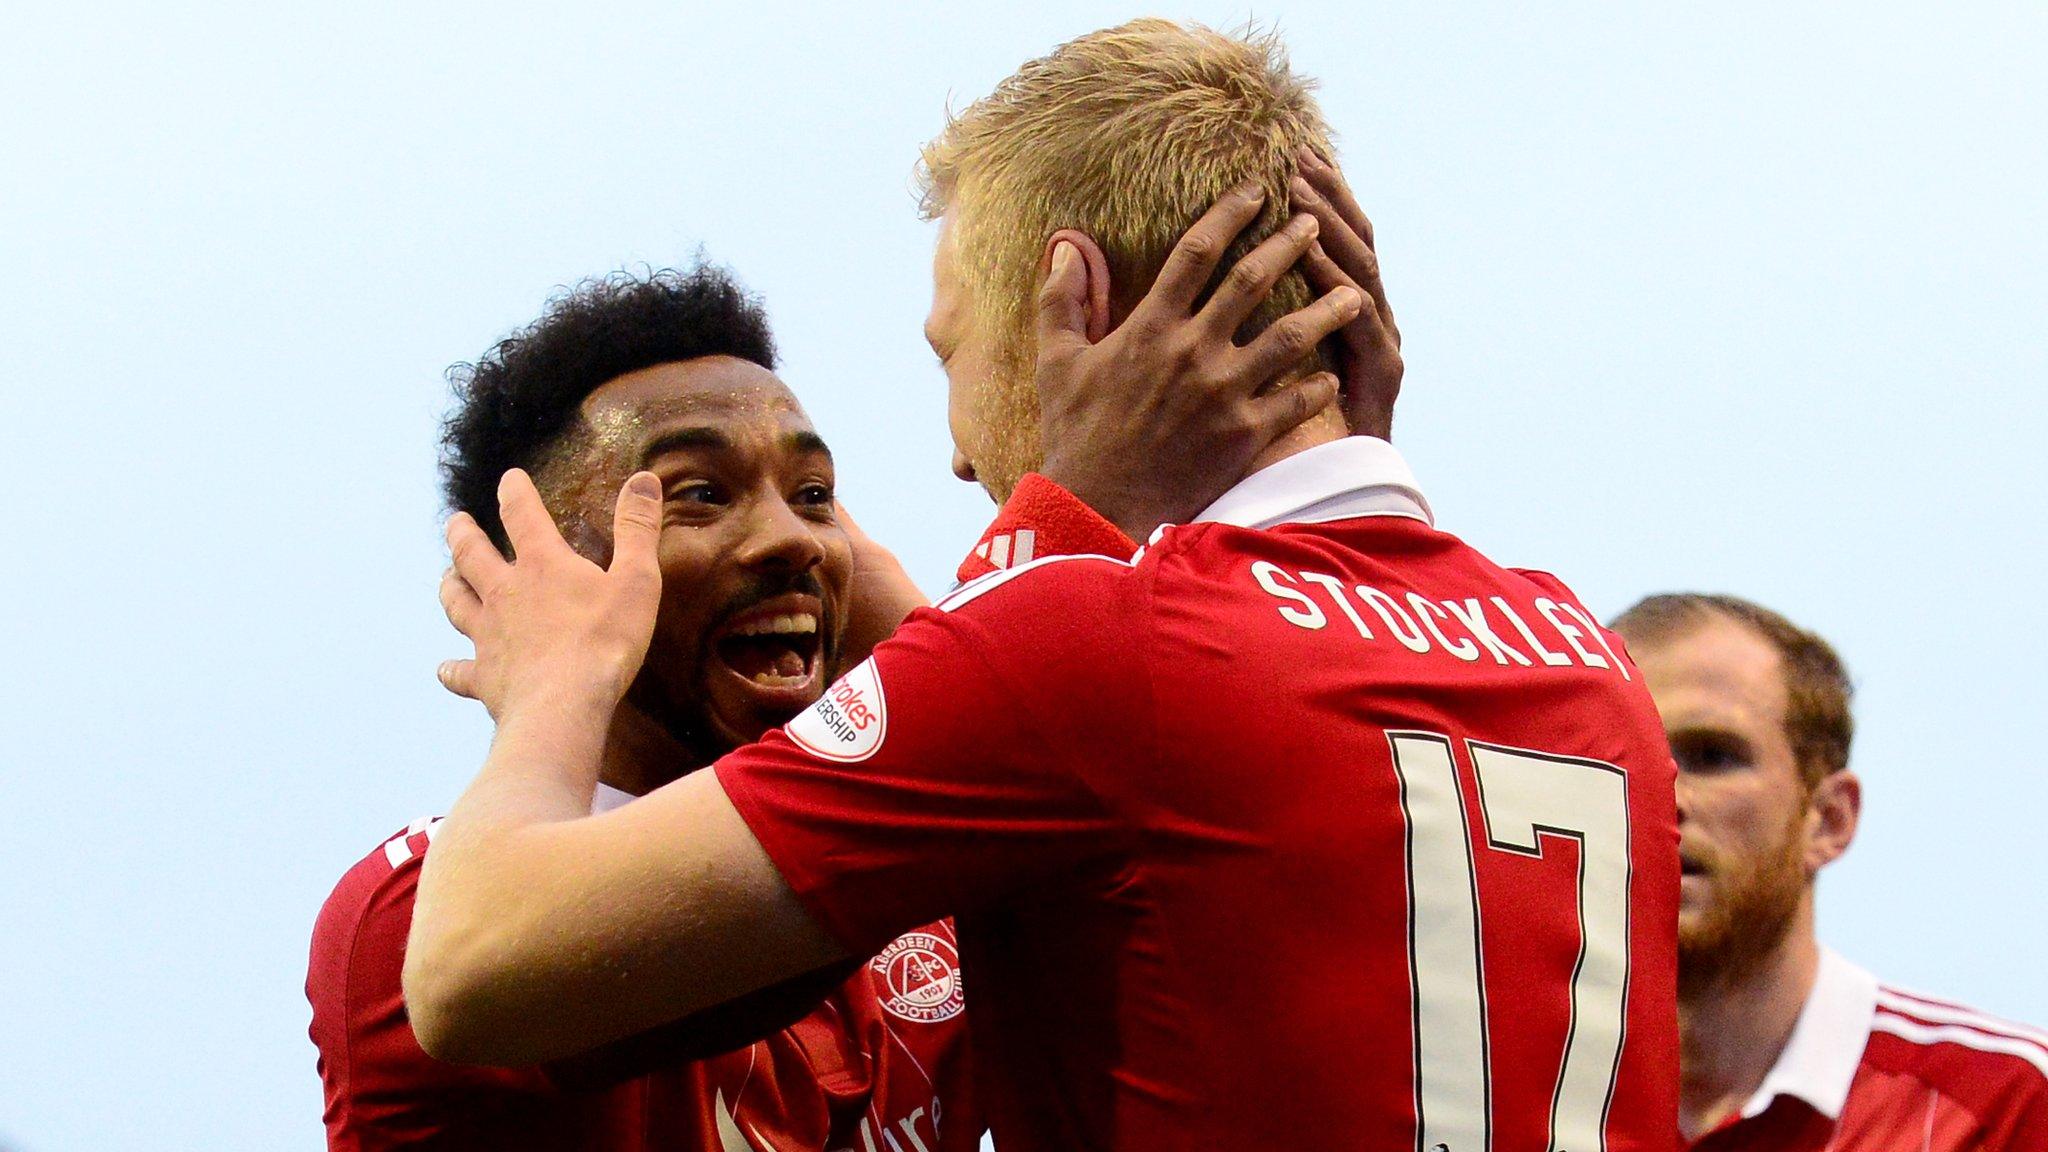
[
  {"xmin": 543, "ymin": 356, "xmax": 852, "ymax": 762},
  {"xmin": 1631, "ymin": 615, "xmax": 1832, "ymax": 993}
]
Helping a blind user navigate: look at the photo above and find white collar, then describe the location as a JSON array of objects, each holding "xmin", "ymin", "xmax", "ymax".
[
  {"xmin": 1192, "ymin": 436, "xmax": 1433, "ymax": 530},
  {"xmin": 592, "ymin": 782, "xmax": 635, "ymax": 814},
  {"xmin": 1740, "ymin": 947, "xmax": 1879, "ymax": 1121}
]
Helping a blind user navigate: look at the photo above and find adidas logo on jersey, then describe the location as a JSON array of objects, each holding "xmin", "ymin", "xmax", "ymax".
[{"xmin": 972, "ymin": 529, "xmax": 1037, "ymax": 569}]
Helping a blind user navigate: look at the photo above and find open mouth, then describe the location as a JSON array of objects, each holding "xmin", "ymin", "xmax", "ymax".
[{"xmin": 708, "ymin": 594, "xmax": 825, "ymax": 702}]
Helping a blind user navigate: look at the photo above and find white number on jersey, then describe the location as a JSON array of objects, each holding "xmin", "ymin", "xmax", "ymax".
[{"xmin": 1389, "ymin": 733, "xmax": 1631, "ymax": 1152}]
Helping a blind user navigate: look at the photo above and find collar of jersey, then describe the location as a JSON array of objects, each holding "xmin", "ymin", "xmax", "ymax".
[
  {"xmin": 1192, "ymin": 435, "xmax": 1433, "ymax": 531},
  {"xmin": 593, "ymin": 782, "xmax": 635, "ymax": 814},
  {"xmin": 1740, "ymin": 947, "xmax": 1879, "ymax": 1122}
]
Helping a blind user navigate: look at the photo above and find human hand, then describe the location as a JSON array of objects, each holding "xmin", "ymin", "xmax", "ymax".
[
  {"xmin": 436, "ymin": 469, "xmax": 664, "ymax": 722},
  {"xmin": 1291, "ymin": 147, "xmax": 1403, "ymax": 438},
  {"xmin": 1032, "ymin": 182, "xmax": 1363, "ymax": 542},
  {"xmin": 833, "ymin": 500, "xmax": 928, "ymax": 670}
]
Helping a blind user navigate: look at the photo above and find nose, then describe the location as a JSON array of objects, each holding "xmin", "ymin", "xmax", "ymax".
[
  {"xmin": 735, "ymin": 490, "xmax": 826, "ymax": 575},
  {"xmin": 1673, "ymin": 768, "xmax": 1695, "ymax": 827}
]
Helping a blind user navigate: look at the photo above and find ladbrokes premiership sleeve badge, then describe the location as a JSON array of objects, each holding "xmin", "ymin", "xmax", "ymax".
[{"xmin": 785, "ymin": 657, "xmax": 888, "ymax": 762}]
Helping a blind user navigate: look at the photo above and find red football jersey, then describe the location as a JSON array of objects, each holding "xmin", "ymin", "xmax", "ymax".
[
  {"xmin": 1688, "ymin": 950, "xmax": 2047, "ymax": 1152},
  {"xmin": 716, "ymin": 438, "xmax": 1680, "ymax": 1151},
  {"xmin": 307, "ymin": 813, "xmax": 977, "ymax": 1152}
]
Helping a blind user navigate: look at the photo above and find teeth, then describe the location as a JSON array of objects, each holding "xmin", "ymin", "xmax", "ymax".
[
  {"xmin": 731, "ymin": 613, "xmax": 818, "ymax": 637},
  {"xmin": 748, "ymin": 670, "xmax": 809, "ymax": 686}
]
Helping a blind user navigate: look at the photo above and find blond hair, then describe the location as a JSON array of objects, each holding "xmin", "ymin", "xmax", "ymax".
[{"xmin": 917, "ymin": 19, "xmax": 1335, "ymax": 494}]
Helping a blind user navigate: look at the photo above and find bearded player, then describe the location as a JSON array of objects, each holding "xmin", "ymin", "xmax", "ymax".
[
  {"xmin": 1612, "ymin": 594, "xmax": 2046, "ymax": 1150},
  {"xmin": 306, "ymin": 266, "xmax": 975, "ymax": 1152},
  {"xmin": 407, "ymin": 20, "xmax": 1681, "ymax": 1151}
]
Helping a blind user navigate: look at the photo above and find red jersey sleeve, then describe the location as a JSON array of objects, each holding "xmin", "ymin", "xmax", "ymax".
[{"xmin": 717, "ymin": 553, "xmax": 1150, "ymax": 955}]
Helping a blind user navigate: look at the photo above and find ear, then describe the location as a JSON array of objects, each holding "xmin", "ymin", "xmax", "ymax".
[
  {"xmin": 1043, "ymin": 229, "xmax": 1112, "ymax": 343},
  {"xmin": 1804, "ymin": 770, "xmax": 1862, "ymax": 876}
]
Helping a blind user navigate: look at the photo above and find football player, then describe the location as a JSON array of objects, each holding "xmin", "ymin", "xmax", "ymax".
[
  {"xmin": 408, "ymin": 20, "xmax": 1680, "ymax": 1151},
  {"xmin": 1613, "ymin": 593, "xmax": 2047, "ymax": 1150},
  {"xmin": 307, "ymin": 266, "xmax": 974, "ymax": 1152}
]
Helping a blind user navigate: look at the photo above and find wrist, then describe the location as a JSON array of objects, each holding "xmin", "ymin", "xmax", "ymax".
[{"xmin": 492, "ymin": 692, "xmax": 616, "ymax": 781}]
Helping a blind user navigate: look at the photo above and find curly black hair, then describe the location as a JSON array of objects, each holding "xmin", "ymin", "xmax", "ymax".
[{"xmin": 440, "ymin": 263, "xmax": 777, "ymax": 550}]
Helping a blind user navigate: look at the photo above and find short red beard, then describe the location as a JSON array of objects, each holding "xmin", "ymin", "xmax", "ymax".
[{"xmin": 1678, "ymin": 803, "xmax": 1809, "ymax": 1000}]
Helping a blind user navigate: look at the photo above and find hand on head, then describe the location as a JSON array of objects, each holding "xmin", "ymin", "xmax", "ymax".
[
  {"xmin": 437, "ymin": 468, "xmax": 665, "ymax": 722},
  {"xmin": 1030, "ymin": 155, "xmax": 1401, "ymax": 541},
  {"xmin": 1291, "ymin": 147, "xmax": 1403, "ymax": 438},
  {"xmin": 1030, "ymin": 181, "xmax": 1361, "ymax": 542}
]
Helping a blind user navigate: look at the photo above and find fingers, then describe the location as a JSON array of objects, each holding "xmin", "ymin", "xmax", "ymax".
[
  {"xmin": 1034, "ymin": 240, "xmax": 1090, "ymax": 361},
  {"xmin": 1301, "ymin": 237, "xmax": 1358, "ymax": 296},
  {"xmin": 1298, "ymin": 147, "xmax": 1374, "ymax": 249},
  {"xmin": 1245, "ymin": 372, "xmax": 1341, "ymax": 446},
  {"xmin": 1139, "ymin": 181, "xmax": 1267, "ymax": 320},
  {"xmin": 1236, "ymin": 284, "xmax": 1362, "ymax": 385},
  {"xmin": 1201, "ymin": 212, "xmax": 1320, "ymax": 338},
  {"xmin": 1302, "ymin": 240, "xmax": 1394, "ymax": 350},
  {"xmin": 1289, "ymin": 173, "xmax": 1391, "ymax": 335},
  {"xmin": 609, "ymin": 472, "xmax": 664, "ymax": 589},
  {"xmin": 446, "ymin": 511, "xmax": 509, "ymax": 595},
  {"xmin": 440, "ymin": 566, "xmax": 482, "ymax": 635},
  {"xmin": 497, "ymin": 469, "xmax": 570, "ymax": 559},
  {"xmin": 437, "ymin": 658, "xmax": 480, "ymax": 700}
]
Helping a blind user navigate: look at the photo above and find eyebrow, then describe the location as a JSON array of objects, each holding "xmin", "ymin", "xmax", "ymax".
[
  {"xmin": 641, "ymin": 427, "xmax": 730, "ymax": 464},
  {"xmin": 640, "ymin": 426, "xmax": 833, "ymax": 466},
  {"xmin": 789, "ymin": 430, "xmax": 833, "ymax": 461}
]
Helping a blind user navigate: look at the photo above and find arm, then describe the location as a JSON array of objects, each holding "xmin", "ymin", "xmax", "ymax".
[
  {"xmin": 409, "ymin": 719, "xmax": 848, "ymax": 1067},
  {"xmin": 412, "ymin": 471, "xmax": 1133, "ymax": 1066}
]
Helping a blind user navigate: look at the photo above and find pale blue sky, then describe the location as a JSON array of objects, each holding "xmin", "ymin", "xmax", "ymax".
[{"xmin": 2, "ymin": 3, "xmax": 2042, "ymax": 1148}]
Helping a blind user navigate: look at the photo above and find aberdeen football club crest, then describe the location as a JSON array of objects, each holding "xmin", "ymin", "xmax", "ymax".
[{"xmin": 869, "ymin": 931, "xmax": 965, "ymax": 1023}]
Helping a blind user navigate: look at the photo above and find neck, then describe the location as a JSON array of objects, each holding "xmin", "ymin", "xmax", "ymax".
[
  {"xmin": 596, "ymin": 702, "xmax": 707, "ymax": 799},
  {"xmin": 1245, "ymin": 402, "xmax": 1349, "ymax": 476},
  {"xmin": 1677, "ymin": 899, "xmax": 1821, "ymax": 1139}
]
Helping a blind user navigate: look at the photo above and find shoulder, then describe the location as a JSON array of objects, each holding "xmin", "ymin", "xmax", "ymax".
[
  {"xmin": 1505, "ymin": 566, "xmax": 1573, "ymax": 597},
  {"xmin": 308, "ymin": 819, "xmax": 442, "ymax": 1018},
  {"xmin": 934, "ymin": 550, "xmax": 1144, "ymax": 616},
  {"xmin": 312, "ymin": 822, "xmax": 443, "ymax": 956},
  {"xmin": 1860, "ymin": 982, "xmax": 2048, "ymax": 1126},
  {"xmin": 881, "ymin": 550, "xmax": 1150, "ymax": 685}
]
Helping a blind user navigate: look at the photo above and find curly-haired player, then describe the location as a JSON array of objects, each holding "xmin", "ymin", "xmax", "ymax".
[{"xmin": 307, "ymin": 265, "xmax": 974, "ymax": 1152}]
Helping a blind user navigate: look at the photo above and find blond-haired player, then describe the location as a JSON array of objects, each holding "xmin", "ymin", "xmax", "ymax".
[{"xmin": 407, "ymin": 21, "xmax": 1679, "ymax": 1151}]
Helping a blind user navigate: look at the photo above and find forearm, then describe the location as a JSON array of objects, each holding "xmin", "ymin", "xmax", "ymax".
[
  {"xmin": 405, "ymin": 728, "xmax": 845, "ymax": 1066},
  {"xmin": 405, "ymin": 696, "xmax": 614, "ymax": 1060}
]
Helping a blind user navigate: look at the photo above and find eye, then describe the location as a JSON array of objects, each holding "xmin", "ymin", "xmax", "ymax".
[
  {"xmin": 670, "ymin": 480, "xmax": 727, "ymax": 506},
  {"xmin": 1672, "ymin": 732, "xmax": 1750, "ymax": 775}
]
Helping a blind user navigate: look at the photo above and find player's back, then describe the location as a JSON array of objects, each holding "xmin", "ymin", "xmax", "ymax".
[
  {"xmin": 1092, "ymin": 511, "xmax": 1680, "ymax": 1150},
  {"xmin": 721, "ymin": 439, "xmax": 1678, "ymax": 1151}
]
